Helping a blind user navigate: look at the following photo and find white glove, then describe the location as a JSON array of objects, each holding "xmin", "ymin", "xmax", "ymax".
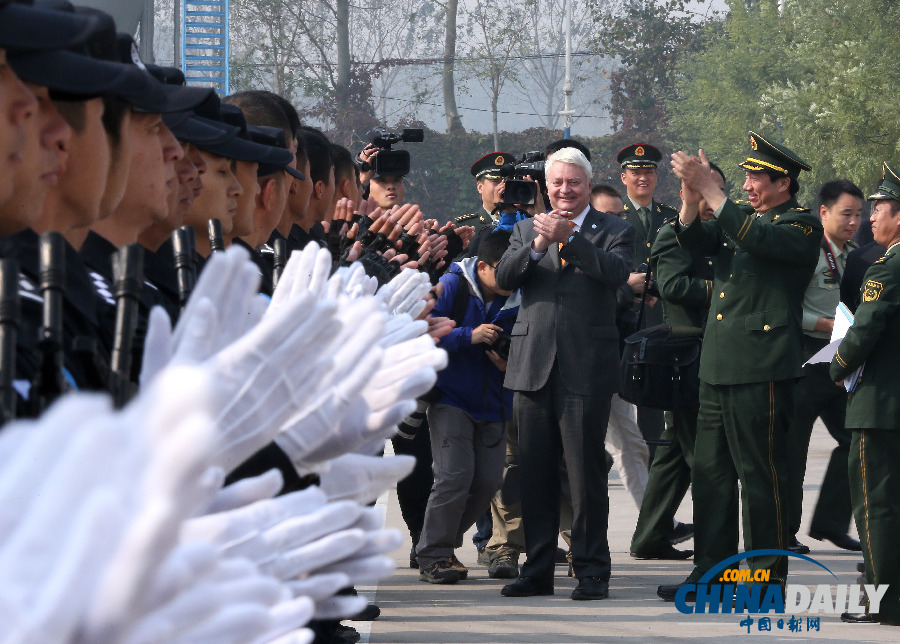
[
  {"xmin": 379, "ymin": 313, "xmax": 429, "ymax": 348},
  {"xmin": 0, "ymin": 396, "xmax": 139, "ymax": 643},
  {"xmin": 312, "ymin": 554, "xmax": 396, "ymax": 587},
  {"xmin": 201, "ymin": 469, "xmax": 284, "ymax": 515},
  {"xmin": 343, "ymin": 262, "xmax": 378, "ymax": 299},
  {"xmin": 80, "ymin": 367, "xmax": 222, "ymax": 643},
  {"xmin": 120, "ymin": 557, "xmax": 311, "ymax": 644},
  {"xmin": 269, "ymin": 245, "xmax": 334, "ymax": 313},
  {"xmin": 182, "ymin": 486, "xmax": 329, "ymax": 545},
  {"xmin": 285, "ymin": 572, "xmax": 350, "ymax": 602},
  {"xmin": 318, "ymin": 454, "xmax": 415, "ymax": 505},
  {"xmin": 377, "ymin": 268, "xmax": 432, "ymax": 317},
  {"xmin": 302, "ymin": 336, "xmax": 445, "ymax": 465},
  {"xmin": 274, "ymin": 299, "xmax": 387, "ymax": 471},
  {"xmin": 141, "ymin": 247, "xmax": 266, "ymax": 386}
]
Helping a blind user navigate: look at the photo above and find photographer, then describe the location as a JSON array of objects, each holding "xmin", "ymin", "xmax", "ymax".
[{"xmin": 415, "ymin": 229, "xmax": 520, "ymax": 584}]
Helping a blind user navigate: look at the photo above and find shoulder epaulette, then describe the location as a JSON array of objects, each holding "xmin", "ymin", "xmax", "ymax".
[
  {"xmin": 846, "ymin": 239, "xmax": 860, "ymax": 251},
  {"xmin": 788, "ymin": 207, "xmax": 812, "ymax": 213},
  {"xmin": 455, "ymin": 213, "xmax": 478, "ymax": 223},
  {"xmin": 735, "ymin": 200, "xmax": 755, "ymax": 215},
  {"xmin": 656, "ymin": 202, "xmax": 679, "ymax": 214}
]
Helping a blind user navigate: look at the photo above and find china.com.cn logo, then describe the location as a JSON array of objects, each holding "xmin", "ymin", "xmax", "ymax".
[{"xmin": 674, "ymin": 549, "xmax": 889, "ymax": 631}]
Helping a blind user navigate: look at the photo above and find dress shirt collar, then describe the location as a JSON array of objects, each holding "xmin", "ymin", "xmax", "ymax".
[{"xmin": 568, "ymin": 205, "xmax": 590, "ymax": 232}]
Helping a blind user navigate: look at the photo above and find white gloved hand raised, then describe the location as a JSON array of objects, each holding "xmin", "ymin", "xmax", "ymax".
[
  {"xmin": 201, "ymin": 469, "xmax": 284, "ymax": 516},
  {"xmin": 81, "ymin": 367, "xmax": 221, "ymax": 643},
  {"xmin": 140, "ymin": 247, "xmax": 267, "ymax": 386},
  {"xmin": 300, "ymin": 335, "xmax": 446, "ymax": 467},
  {"xmin": 376, "ymin": 268, "xmax": 432, "ymax": 318},
  {"xmin": 318, "ymin": 454, "xmax": 415, "ymax": 505},
  {"xmin": 269, "ymin": 245, "xmax": 334, "ymax": 313},
  {"xmin": 141, "ymin": 283, "xmax": 339, "ymax": 474},
  {"xmin": 119, "ymin": 556, "xmax": 313, "ymax": 644},
  {"xmin": 274, "ymin": 298, "xmax": 387, "ymax": 471}
]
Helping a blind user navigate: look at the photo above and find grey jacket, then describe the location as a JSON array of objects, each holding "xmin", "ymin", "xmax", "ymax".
[{"xmin": 495, "ymin": 208, "xmax": 634, "ymax": 394}]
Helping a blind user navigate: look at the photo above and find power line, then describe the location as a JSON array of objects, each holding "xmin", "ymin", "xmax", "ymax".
[
  {"xmin": 235, "ymin": 50, "xmax": 603, "ymax": 69},
  {"xmin": 375, "ymin": 94, "xmax": 611, "ymax": 120}
]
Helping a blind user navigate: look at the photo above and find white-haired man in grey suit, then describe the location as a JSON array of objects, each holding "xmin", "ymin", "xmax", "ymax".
[{"xmin": 495, "ymin": 147, "xmax": 634, "ymax": 600}]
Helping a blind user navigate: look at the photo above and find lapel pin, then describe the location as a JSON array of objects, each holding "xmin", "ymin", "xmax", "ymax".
[{"xmin": 591, "ymin": 223, "xmax": 597, "ymax": 229}]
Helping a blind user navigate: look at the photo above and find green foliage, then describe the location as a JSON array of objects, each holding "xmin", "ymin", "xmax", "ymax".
[
  {"xmin": 592, "ymin": 0, "xmax": 710, "ymax": 132},
  {"xmin": 667, "ymin": 0, "xmax": 900, "ymax": 206}
]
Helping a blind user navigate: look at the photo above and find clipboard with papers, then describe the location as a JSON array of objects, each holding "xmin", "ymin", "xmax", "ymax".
[{"xmin": 802, "ymin": 303, "xmax": 864, "ymax": 392}]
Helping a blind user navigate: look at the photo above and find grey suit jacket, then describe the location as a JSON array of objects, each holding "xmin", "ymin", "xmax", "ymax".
[{"xmin": 495, "ymin": 207, "xmax": 634, "ymax": 395}]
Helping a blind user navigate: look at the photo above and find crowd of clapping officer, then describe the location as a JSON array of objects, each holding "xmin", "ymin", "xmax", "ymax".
[
  {"xmin": 2, "ymin": 0, "xmax": 900, "ymax": 637},
  {"xmin": 0, "ymin": 1, "xmax": 481, "ymax": 643},
  {"xmin": 410, "ymin": 133, "xmax": 900, "ymax": 623}
]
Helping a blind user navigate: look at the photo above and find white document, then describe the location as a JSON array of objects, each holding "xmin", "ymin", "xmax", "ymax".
[
  {"xmin": 803, "ymin": 303, "xmax": 853, "ymax": 366},
  {"xmin": 801, "ymin": 303, "xmax": 864, "ymax": 391},
  {"xmin": 831, "ymin": 302, "xmax": 854, "ymax": 342},
  {"xmin": 802, "ymin": 302, "xmax": 864, "ymax": 394}
]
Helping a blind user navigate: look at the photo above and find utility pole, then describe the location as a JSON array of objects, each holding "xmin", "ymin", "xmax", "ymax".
[
  {"xmin": 559, "ymin": 0, "xmax": 574, "ymax": 139},
  {"xmin": 139, "ymin": 0, "xmax": 155, "ymax": 63},
  {"xmin": 174, "ymin": 0, "xmax": 181, "ymax": 67}
]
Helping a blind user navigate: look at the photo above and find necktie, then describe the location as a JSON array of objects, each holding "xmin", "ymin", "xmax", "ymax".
[
  {"xmin": 559, "ymin": 220, "xmax": 576, "ymax": 266},
  {"xmin": 639, "ymin": 206, "xmax": 649, "ymax": 232}
]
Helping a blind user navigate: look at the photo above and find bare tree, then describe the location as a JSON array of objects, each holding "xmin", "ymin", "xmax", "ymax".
[
  {"xmin": 461, "ymin": 0, "xmax": 533, "ymax": 150},
  {"xmin": 442, "ymin": 0, "xmax": 464, "ymax": 133}
]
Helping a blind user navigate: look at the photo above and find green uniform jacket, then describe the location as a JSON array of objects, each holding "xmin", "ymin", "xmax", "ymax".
[
  {"xmin": 454, "ymin": 208, "xmax": 493, "ymax": 234},
  {"xmin": 830, "ymin": 243, "xmax": 900, "ymax": 430},
  {"xmin": 624, "ymin": 198, "xmax": 679, "ymax": 328},
  {"xmin": 623, "ymin": 198, "xmax": 679, "ymax": 266},
  {"xmin": 651, "ymin": 219, "xmax": 714, "ymax": 329},
  {"xmin": 675, "ymin": 197, "xmax": 822, "ymax": 385}
]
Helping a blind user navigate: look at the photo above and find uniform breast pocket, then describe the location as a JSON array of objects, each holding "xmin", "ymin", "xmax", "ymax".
[
  {"xmin": 744, "ymin": 309, "xmax": 789, "ymax": 334},
  {"xmin": 814, "ymin": 269, "xmax": 837, "ymax": 290},
  {"xmin": 510, "ymin": 320, "xmax": 529, "ymax": 336}
]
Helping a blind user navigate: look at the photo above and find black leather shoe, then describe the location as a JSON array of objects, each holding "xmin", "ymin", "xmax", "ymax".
[
  {"xmin": 787, "ymin": 536, "xmax": 810, "ymax": 554},
  {"xmin": 571, "ymin": 576, "xmax": 609, "ymax": 600},
  {"xmin": 809, "ymin": 530, "xmax": 862, "ymax": 552},
  {"xmin": 501, "ymin": 576, "xmax": 554, "ymax": 597},
  {"xmin": 658, "ymin": 581, "xmax": 694, "ymax": 602},
  {"xmin": 857, "ymin": 562, "xmax": 866, "ymax": 574},
  {"xmin": 669, "ymin": 522, "xmax": 694, "ymax": 545},
  {"xmin": 631, "ymin": 544, "xmax": 694, "ymax": 560},
  {"xmin": 555, "ymin": 546, "xmax": 569, "ymax": 564},
  {"xmin": 841, "ymin": 612, "xmax": 879, "ymax": 624}
]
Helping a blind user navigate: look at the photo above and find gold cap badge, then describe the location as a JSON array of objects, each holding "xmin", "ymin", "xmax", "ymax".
[
  {"xmin": 495, "ymin": 155, "xmax": 505, "ymax": 165},
  {"xmin": 750, "ymin": 136, "xmax": 758, "ymax": 151},
  {"xmin": 635, "ymin": 146, "xmax": 645, "ymax": 156}
]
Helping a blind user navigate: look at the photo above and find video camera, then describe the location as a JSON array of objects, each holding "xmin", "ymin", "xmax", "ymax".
[
  {"xmin": 361, "ymin": 127, "xmax": 424, "ymax": 177},
  {"xmin": 497, "ymin": 151, "xmax": 546, "ymax": 207}
]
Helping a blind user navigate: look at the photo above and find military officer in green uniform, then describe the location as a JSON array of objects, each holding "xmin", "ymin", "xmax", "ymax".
[
  {"xmin": 831, "ymin": 162, "xmax": 900, "ymax": 626},
  {"xmin": 454, "ymin": 152, "xmax": 514, "ymax": 233},
  {"xmin": 618, "ymin": 143, "xmax": 679, "ymax": 447},
  {"xmin": 630, "ymin": 163, "xmax": 724, "ymax": 560},
  {"xmin": 787, "ymin": 179, "xmax": 863, "ymax": 555},
  {"xmin": 657, "ymin": 132, "xmax": 823, "ymax": 600}
]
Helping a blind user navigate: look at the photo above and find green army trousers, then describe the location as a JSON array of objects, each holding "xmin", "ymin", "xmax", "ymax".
[{"xmin": 690, "ymin": 380, "xmax": 792, "ymax": 587}]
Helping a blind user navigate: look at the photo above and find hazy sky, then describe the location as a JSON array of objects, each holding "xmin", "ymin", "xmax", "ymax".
[{"xmin": 426, "ymin": 0, "xmax": 728, "ymax": 137}]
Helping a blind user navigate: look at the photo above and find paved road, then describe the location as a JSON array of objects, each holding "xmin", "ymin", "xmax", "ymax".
[{"xmin": 356, "ymin": 420, "xmax": 895, "ymax": 642}]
